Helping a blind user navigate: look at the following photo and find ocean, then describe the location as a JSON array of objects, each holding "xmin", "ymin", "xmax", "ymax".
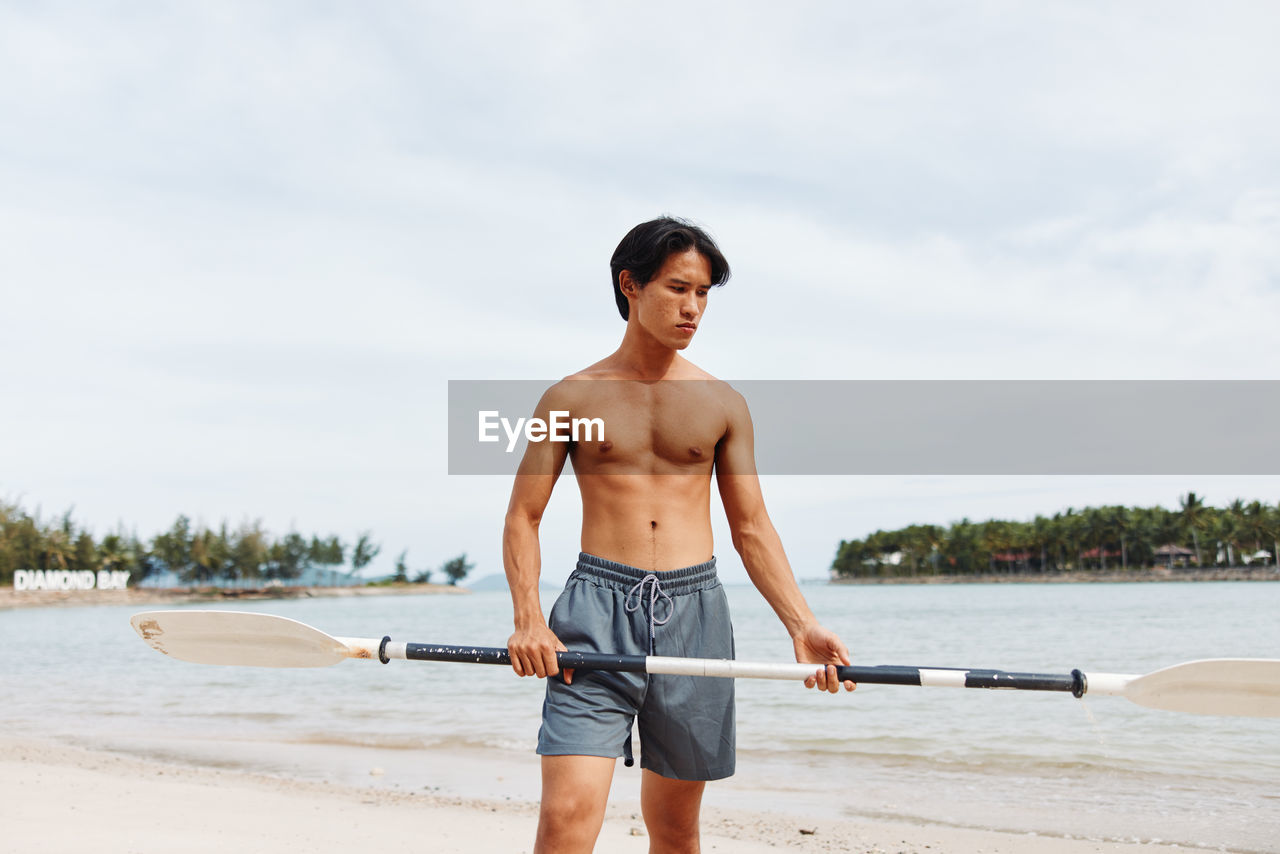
[{"xmin": 3, "ymin": 581, "xmax": 1277, "ymax": 852}]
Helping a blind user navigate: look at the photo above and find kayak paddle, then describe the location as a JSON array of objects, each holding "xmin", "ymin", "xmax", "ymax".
[{"xmin": 130, "ymin": 610, "xmax": 1280, "ymax": 718}]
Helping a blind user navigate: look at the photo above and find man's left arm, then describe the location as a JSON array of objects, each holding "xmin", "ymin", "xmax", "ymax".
[{"xmin": 715, "ymin": 389, "xmax": 855, "ymax": 693}]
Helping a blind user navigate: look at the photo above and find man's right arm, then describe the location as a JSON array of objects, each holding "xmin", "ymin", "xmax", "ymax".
[{"xmin": 503, "ymin": 386, "xmax": 573, "ymax": 682}]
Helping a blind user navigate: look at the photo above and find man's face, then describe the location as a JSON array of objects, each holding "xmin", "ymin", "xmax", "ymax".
[{"xmin": 626, "ymin": 249, "xmax": 712, "ymax": 350}]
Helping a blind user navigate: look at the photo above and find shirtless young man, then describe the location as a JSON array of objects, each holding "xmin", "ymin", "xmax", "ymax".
[{"xmin": 503, "ymin": 217, "xmax": 855, "ymax": 854}]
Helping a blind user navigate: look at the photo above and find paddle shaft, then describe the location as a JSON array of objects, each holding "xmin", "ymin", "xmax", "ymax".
[
  {"xmin": 349, "ymin": 638, "xmax": 1087, "ymax": 696},
  {"xmin": 129, "ymin": 612, "xmax": 1280, "ymax": 716}
]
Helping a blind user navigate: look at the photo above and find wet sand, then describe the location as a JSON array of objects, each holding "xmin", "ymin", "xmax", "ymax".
[{"xmin": 0, "ymin": 737, "xmax": 1225, "ymax": 854}]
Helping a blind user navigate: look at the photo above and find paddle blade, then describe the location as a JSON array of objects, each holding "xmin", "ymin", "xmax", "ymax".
[
  {"xmin": 130, "ymin": 610, "xmax": 350, "ymax": 668},
  {"xmin": 1123, "ymin": 658, "xmax": 1280, "ymax": 717}
]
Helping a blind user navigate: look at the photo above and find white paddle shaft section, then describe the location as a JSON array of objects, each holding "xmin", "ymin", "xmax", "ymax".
[
  {"xmin": 919, "ymin": 668, "xmax": 969, "ymax": 688},
  {"xmin": 646, "ymin": 656, "xmax": 819, "ymax": 680},
  {"xmin": 333, "ymin": 637, "xmax": 387, "ymax": 661},
  {"xmin": 1080, "ymin": 671, "xmax": 1138, "ymax": 697}
]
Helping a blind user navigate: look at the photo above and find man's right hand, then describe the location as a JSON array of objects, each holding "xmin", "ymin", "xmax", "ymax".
[{"xmin": 508, "ymin": 622, "xmax": 573, "ymax": 684}]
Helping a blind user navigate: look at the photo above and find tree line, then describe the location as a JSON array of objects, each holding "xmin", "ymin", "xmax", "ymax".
[
  {"xmin": 0, "ymin": 500, "xmax": 472, "ymax": 587},
  {"xmin": 832, "ymin": 493, "xmax": 1280, "ymax": 579}
]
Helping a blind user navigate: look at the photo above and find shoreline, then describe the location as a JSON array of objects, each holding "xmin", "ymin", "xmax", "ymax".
[
  {"xmin": 0, "ymin": 735, "xmax": 1231, "ymax": 854},
  {"xmin": 0, "ymin": 581, "xmax": 469, "ymax": 611},
  {"xmin": 830, "ymin": 566, "xmax": 1279, "ymax": 584}
]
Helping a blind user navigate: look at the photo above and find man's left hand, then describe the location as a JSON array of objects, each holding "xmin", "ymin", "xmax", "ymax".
[{"xmin": 792, "ymin": 622, "xmax": 856, "ymax": 693}]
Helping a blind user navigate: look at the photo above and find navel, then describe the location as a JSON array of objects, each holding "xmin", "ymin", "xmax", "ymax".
[{"xmin": 650, "ymin": 520, "xmax": 658, "ymax": 529}]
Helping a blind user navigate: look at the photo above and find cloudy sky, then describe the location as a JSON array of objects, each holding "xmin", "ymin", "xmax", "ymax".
[{"xmin": 2, "ymin": 2, "xmax": 1278, "ymax": 586}]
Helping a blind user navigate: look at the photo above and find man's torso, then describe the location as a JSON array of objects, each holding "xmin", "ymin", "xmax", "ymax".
[{"xmin": 555, "ymin": 369, "xmax": 737, "ymax": 572}]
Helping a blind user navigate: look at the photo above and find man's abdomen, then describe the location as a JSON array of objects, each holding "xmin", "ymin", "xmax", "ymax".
[{"xmin": 577, "ymin": 475, "xmax": 714, "ymax": 572}]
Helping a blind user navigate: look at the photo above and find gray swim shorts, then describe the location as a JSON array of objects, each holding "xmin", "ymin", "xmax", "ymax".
[{"xmin": 536, "ymin": 552, "xmax": 736, "ymax": 781}]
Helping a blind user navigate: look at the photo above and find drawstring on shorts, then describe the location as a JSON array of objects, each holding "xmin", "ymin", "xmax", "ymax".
[{"xmin": 624, "ymin": 573, "xmax": 674, "ymax": 655}]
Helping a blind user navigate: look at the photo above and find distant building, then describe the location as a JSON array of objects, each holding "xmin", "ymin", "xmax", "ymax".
[{"xmin": 1153, "ymin": 544, "xmax": 1197, "ymax": 568}]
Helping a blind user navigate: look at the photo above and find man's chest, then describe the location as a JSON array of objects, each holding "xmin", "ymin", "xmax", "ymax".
[{"xmin": 568, "ymin": 383, "xmax": 727, "ymax": 470}]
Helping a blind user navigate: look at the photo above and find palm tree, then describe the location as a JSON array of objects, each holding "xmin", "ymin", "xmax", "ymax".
[
  {"xmin": 309, "ymin": 535, "xmax": 346, "ymax": 586},
  {"xmin": 1223, "ymin": 499, "xmax": 1249, "ymax": 566},
  {"xmin": 862, "ymin": 529, "xmax": 894, "ymax": 577},
  {"xmin": 1241, "ymin": 501, "xmax": 1268, "ymax": 561},
  {"xmin": 979, "ymin": 519, "xmax": 1018, "ymax": 574},
  {"xmin": 230, "ymin": 522, "xmax": 267, "ymax": 586},
  {"xmin": 40, "ymin": 527, "xmax": 74, "ymax": 570},
  {"xmin": 98, "ymin": 531, "xmax": 135, "ymax": 574},
  {"xmin": 829, "ymin": 538, "xmax": 860, "ymax": 579},
  {"xmin": 1179, "ymin": 492, "xmax": 1208, "ymax": 566},
  {"xmin": 273, "ymin": 532, "xmax": 311, "ymax": 582},
  {"xmin": 1210, "ymin": 501, "xmax": 1244, "ymax": 566},
  {"xmin": 152, "ymin": 516, "xmax": 194, "ymax": 583},
  {"xmin": 1061, "ymin": 508, "xmax": 1087, "ymax": 571},
  {"xmin": 896, "ymin": 524, "xmax": 942, "ymax": 576},
  {"xmin": 1047, "ymin": 512, "xmax": 1070, "ymax": 571},
  {"xmin": 1272, "ymin": 503, "xmax": 1280, "ymax": 569},
  {"xmin": 190, "ymin": 527, "xmax": 219, "ymax": 585},
  {"xmin": 71, "ymin": 531, "xmax": 98, "ymax": 572},
  {"xmin": 944, "ymin": 518, "xmax": 981, "ymax": 575},
  {"xmin": 1083, "ymin": 507, "xmax": 1111, "ymax": 571},
  {"xmin": 917, "ymin": 524, "xmax": 944, "ymax": 576},
  {"xmin": 1106, "ymin": 505, "xmax": 1132, "ymax": 571},
  {"xmin": 1009, "ymin": 519, "xmax": 1034, "ymax": 573},
  {"xmin": 1129, "ymin": 505, "xmax": 1170, "ymax": 568},
  {"xmin": 1031, "ymin": 515, "xmax": 1053, "ymax": 573}
]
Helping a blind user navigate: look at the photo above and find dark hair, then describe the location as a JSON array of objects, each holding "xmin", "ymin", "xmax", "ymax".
[{"xmin": 610, "ymin": 217, "xmax": 731, "ymax": 320}]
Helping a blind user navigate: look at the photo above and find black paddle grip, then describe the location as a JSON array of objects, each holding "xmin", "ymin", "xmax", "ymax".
[{"xmin": 404, "ymin": 643, "xmax": 647, "ymax": 673}]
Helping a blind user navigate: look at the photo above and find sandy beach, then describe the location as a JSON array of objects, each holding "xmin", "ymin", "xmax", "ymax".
[{"xmin": 0, "ymin": 736, "xmax": 1228, "ymax": 854}]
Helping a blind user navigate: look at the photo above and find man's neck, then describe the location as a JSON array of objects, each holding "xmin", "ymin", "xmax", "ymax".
[{"xmin": 611, "ymin": 323, "xmax": 681, "ymax": 380}]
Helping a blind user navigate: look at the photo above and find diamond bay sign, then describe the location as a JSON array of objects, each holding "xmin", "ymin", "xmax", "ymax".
[{"xmin": 13, "ymin": 569, "xmax": 130, "ymax": 591}]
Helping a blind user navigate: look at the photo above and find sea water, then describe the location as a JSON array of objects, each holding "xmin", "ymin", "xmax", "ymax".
[{"xmin": 2, "ymin": 581, "xmax": 1277, "ymax": 851}]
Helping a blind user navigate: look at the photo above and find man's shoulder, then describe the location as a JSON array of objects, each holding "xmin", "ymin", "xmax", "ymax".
[
  {"xmin": 671, "ymin": 361, "xmax": 746, "ymax": 407},
  {"xmin": 537, "ymin": 366, "xmax": 615, "ymax": 408},
  {"xmin": 672, "ymin": 358, "xmax": 718, "ymax": 382},
  {"xmin": 546, "ymin": 365, "xmax": 613, "ymax": 400},
  {"xmin": 554, "ymin": 353, "xmax": 622, "ymax": 382}
]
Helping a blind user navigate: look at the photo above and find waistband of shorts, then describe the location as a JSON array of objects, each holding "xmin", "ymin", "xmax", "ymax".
[{"xmin": 574, "ymin": 552, "xmax": 719, "ymax": 594}]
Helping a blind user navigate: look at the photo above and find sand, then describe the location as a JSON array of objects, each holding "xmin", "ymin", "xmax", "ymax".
[{"xmin": 0, "ymin": 737, "xmax": 1218, "ymax": 854}]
